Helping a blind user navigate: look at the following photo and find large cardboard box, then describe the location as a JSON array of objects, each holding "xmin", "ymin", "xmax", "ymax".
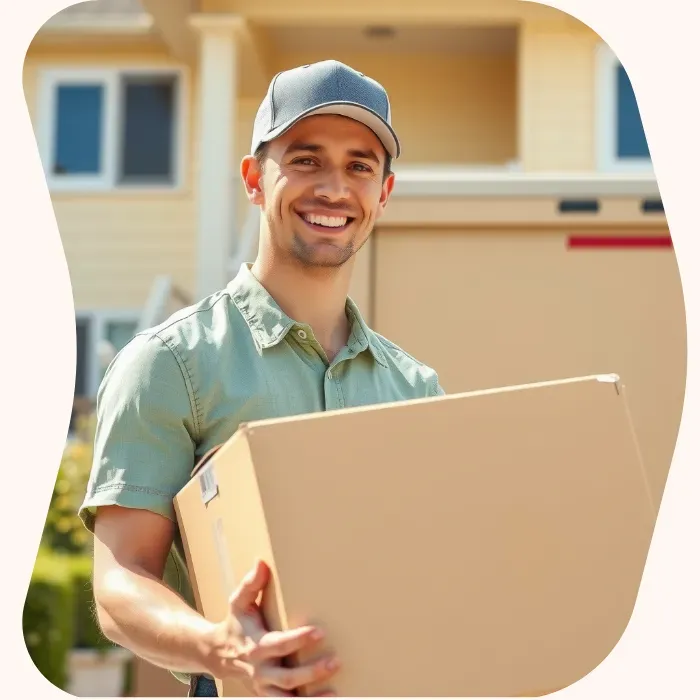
[{"xmin": 173, "ymin": 375, "xmax": 656, "ymax": 697}]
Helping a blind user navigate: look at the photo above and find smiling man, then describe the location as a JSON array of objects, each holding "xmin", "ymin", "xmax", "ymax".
[{"xmin": 80, "ymin": 60, "xmax": 444, "ymax": 698}]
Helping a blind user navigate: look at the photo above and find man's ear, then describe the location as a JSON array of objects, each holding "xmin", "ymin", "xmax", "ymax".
[
  {"xmin": 375, "ymin": 171, "xmax": 395, "ymax": 220},
  {"xmin": 241, "ymin": 156, "xmax": 264, "ymax": 205}
]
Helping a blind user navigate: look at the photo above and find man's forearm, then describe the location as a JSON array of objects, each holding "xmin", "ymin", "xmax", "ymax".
[{"xmin": 94, "ymin": 564, "xmax": 217, "ymax": 674}]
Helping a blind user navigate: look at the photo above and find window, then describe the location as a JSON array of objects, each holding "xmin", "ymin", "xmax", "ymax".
[
  {"xmin": 614, "ymin": 63, "xmax": 649, "ymax": 161},
  {"xmin": 54, "ymin": 84, "xmax": 104, "ymax": 176},
  {"xmin": 596, "ymin": 43, "xmax": 653, "ymax": 173},
  {"xmin": 38, "ymin": 68, "xmax": 184, "ymax": 191},
  {"xmin": 74, "ymin": 312, "xmax": 140, "ymax": 401}
]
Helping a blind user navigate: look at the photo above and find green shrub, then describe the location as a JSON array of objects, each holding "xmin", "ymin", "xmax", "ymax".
[
  {"xmin": 23, "ymin": 550, "xmax": 76, "ymax": 690},
  {"xmin": 24, "ymin": 414, "xmax": 128, "ymax": 690},
  {"xmin": 42, "ymin": 414, "xmax": 96, "ymax": 554},
  {"xmin": 23, "ymin": 549, "xmax": 116, "ymax": 690}
]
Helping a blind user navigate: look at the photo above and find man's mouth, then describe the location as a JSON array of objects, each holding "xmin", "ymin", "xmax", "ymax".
[{"xmin": 296, "ymin": 211, "xmax": 355, "ymax": 233}]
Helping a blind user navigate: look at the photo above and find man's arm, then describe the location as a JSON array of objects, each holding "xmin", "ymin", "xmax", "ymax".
[
  {"xmin": 92, "ymin": 504, "xmax": 216, "ymax": 674},
  {"xmin": 82, "ymin": 333, "xmax": 340, "ymax": 695},
  {"xmin": 82, "ymin": 332, "xmax": 222, "ymax": 674},
  {"xmin": 92, "ymin": 503, "xmax": 339, "ymax": 693}
]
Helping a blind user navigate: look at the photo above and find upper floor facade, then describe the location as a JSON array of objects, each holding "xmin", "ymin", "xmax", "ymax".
[{"xmin": 23, "ymin": 0, "xmax": 662, "ymax": 406}]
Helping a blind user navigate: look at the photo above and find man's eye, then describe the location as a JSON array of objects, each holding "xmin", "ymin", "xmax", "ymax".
[
  {"xmin": 292, "ymin": 157, "xmax": 316, "ymax": 166},
  {"xmin": 351, "ymin": 163, "xmax": 372, "ymax": 172}
]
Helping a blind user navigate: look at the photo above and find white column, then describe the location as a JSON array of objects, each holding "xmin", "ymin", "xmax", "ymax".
[{"xmin": 189, "ymin": 16, "xmax": 240, "ymax": 299}]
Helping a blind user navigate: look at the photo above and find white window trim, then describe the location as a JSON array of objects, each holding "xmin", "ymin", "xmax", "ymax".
[
  {"xmin": 595, "ymin": 42, "xmax": 654, "ymax": 174},
  {"xmin": 75, "ymin": 309, "xmax": 141, "ymax": 398},
  {"xmin": 37, "ymin": 65, "xmax": 189, "ymax": 194}
]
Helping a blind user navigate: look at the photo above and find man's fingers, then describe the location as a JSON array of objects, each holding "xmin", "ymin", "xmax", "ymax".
[
  {"xmin": 253, "ymin": 626, "xmax": 324, "ymax": 661},
  {"xmin": 261, "ymin": 656, "xmax": 340, "ymax": 692},
  {"xmin": 229, "ymin": 560, "xmax": 270, "ymax": 613}
]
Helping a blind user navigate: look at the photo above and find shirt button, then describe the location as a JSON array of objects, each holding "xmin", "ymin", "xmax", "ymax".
[{"xmin": 297, "ymin": 329, "xmax": 307, "ymax": 340}]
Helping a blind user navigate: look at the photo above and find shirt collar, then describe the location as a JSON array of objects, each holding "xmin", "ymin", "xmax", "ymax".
[
  {"xmin": 344, "ymin": 296, "xmax": 388, "ymax": 368},
  {"xmin": 227, "ymin": 264, "xmax": 388, "ymax": 368}
]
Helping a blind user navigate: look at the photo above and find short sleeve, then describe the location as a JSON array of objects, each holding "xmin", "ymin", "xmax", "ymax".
[{"xmin": 79, "ymin": 332, "xmax": 198, "ymax": 533}]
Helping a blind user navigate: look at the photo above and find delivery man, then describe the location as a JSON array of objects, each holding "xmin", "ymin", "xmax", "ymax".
[{"xmin": 79, "ymin": 60, "xmax": 444, "ymax": 697}]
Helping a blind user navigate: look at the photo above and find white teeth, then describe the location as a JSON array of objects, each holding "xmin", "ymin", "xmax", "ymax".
[{"xmin": 303, "ymin": 213, "xmax": 348, "ymax": 228}]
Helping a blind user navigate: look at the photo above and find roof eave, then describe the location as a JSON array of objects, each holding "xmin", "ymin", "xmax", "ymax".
[{"xmin": 37, "ymin": 13, "xmax": 155, "ymax": 36}]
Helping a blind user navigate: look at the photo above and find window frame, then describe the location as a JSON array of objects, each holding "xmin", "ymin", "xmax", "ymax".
[
  {"xmin": 37, "ymin": 65, "xmax": 188, "ymax": 193},
  {"xmin": 74, "ymin": 309, "xmax": 141, "ymax": 399},
  {"xmin": 595, "ymin": 42, "xmax": 653, "ymax": 174}
]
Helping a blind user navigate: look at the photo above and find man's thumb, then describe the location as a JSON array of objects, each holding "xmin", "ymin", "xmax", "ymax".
[{"xmin": 229, "ymin": 559, "xmax": 269, "ymax": 612}]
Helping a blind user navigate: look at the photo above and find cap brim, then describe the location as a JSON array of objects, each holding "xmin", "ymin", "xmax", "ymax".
[{"xmin": 257, "ymin": 102, "xmax": 401, "ymax": 159}]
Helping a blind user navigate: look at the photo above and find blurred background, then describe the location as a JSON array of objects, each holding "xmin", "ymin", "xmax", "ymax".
[{"xmin": 22, "ymin": 0, "xmax": 685, "ymax": 696}]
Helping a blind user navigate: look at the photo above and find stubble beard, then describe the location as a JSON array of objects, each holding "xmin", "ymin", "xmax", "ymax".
[{"xmin": 290, "ymin": 230, "xmax": 357, "ymax": 269}]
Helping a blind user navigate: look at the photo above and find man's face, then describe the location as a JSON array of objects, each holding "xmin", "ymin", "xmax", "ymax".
[{"xmin": 242, "ymin": 114, "xmax": 395, "ymax": 269}]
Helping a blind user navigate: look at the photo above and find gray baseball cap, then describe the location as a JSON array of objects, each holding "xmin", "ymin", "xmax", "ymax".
[{"xmin": 251, "ymin": 60, "xmax": 401, "ymax": 159}]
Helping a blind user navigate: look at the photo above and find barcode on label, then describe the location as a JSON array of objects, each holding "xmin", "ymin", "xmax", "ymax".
[{"xmin": 199, "ymin": 465, "xmax": 218, "ymax": 504}]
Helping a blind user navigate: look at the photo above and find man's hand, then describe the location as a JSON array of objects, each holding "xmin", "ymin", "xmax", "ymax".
[
  {"xmin": 92, "ymin": 506, "xmax": 338, "ymax": 696},
  {"xmin": 205, "ymin": 560, "xmax": 340, "ymax": 697}
]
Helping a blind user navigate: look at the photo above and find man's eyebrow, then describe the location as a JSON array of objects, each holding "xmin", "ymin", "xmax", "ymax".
[
  {"xmin": 348, "ymin": 148, "xmax": 380, "ymax": 165},
  {"xmin": 283, "ymin": 142, "xmax": 323, "ymax": 156}
]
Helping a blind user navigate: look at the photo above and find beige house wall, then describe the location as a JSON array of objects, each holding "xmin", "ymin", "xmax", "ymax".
[{"xmin": 518, "ymin": 20, "xmax": 601, "ymax": 171}]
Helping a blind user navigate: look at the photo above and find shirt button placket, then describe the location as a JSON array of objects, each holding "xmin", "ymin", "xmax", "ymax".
[{"xmin": 325, "ymin": 367, "xmax": 342, "ymax": 410}]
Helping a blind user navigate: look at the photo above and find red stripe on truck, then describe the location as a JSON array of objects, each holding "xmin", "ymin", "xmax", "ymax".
[{"xmin": 567, "ymin": 236, "xmax": 673, "ymax": 249}]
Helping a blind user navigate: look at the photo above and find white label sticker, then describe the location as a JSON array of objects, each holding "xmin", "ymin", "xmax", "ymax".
[{"xmin": 199, "ymin": 464, "xmax": 218, "ymax": 504}]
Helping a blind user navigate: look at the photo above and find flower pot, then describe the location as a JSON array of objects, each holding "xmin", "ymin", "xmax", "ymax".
[{"xmin": 67, "ymin": 647, "xmax": 132, "ymax": 697}]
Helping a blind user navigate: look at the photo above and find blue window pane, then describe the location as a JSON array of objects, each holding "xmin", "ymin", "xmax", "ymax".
[
  {"xmin": 119, "ymin": 76, "xmax": 175, "ymax": 182},
  {"xmin": 53, "ymin": 85, "xmax": 103, "ymax": 175},
  {"xmin": 615, "ymin": 64, "xmax": 650, "ymax": 159}
]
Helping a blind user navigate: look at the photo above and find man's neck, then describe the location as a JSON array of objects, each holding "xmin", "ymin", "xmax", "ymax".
[{"xmin": 250, "ymin": 256, "xmax": 353, "ymax": 362}]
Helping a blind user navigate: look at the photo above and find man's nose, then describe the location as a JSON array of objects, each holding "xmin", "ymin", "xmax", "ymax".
[{"xmin": 314, "ymin": 168, "xmax": 350, "ymax": 202}]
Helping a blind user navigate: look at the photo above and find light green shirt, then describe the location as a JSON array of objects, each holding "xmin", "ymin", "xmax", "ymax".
[{"xmin": 79, "ymin": 263, "xmax": 443, "ymax": 681}]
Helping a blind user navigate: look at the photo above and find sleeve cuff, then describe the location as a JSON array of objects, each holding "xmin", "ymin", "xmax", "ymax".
[{"xmin": 79, "ymin": 485, "xmax": 175, "ymax": 533}]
